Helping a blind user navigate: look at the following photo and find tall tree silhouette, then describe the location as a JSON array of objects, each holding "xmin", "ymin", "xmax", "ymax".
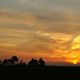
[
  {"xmin": 11, "ymin": 56, "xmax": 19, "ymax": 64},
  {"xmin": 39, "ymin": 58, "xmax": 45, "ymax": 66}
]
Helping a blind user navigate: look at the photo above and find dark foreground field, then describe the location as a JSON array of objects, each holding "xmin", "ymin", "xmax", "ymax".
[{"xmin": 0, "ymin": 65, "xmax": 80, "ymax": 79}]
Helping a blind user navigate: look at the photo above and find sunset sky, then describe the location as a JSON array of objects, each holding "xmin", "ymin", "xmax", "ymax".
[{"xmin": 0, "ymin": 0, "xmax": 80, "ymax": 65}]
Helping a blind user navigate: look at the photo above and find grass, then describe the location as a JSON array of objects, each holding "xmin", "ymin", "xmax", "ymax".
[{"xmin": 0, "ymin": 64, "xmax": 80, "ymax": 79}]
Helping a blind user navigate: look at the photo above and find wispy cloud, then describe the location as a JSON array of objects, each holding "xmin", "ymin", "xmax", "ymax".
[
  {"xmin": 0, "ymin": 0, "xmax": 80, "ymax": 63},
  {"xmin": 17, "ymin": 0, "xmax": 28, "ymax": 4}
]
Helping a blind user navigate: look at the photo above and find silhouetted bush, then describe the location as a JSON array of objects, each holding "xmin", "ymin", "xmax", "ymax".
[
  {"xmin": 39, "ymin": 58, "xmax": 45, "ymax": 66},
  {"xmin": 28, "ymin": 58, "xmax": 45, "ymax": 67}
]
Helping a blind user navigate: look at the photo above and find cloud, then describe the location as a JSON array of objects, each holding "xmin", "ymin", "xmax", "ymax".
[
  {"xmin": 0, "ymin": 0, "xmax": 80, "ymax": 13},
  {"xmin": 0, "ymin": 10, "xmax": 79, "ymax": 44},
  {"xmin": 0, "ymin": 8, "xmax": 80, "ymax": 62},
  {"xmin": 17, "ymin": 0, "xmax": 28, "ymax": 4}
]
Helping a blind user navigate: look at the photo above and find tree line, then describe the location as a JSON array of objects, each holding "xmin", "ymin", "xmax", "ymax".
[{"xmin": 0, "ymin": 56, "xmax": 46, "ymax": 66}]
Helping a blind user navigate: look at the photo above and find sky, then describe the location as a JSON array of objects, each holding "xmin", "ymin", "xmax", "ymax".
[{"xmin": 0, "ymin": 0, "xmax": 80, "ymax": 65}]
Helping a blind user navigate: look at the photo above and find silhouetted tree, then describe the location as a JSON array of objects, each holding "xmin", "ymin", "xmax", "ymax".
[
  {"xmin": 11, "ymin": 56, "xmax": 19, "ymax": 64},
  {"xmin": 39, "ymin": 58, "xmax": 45, "ymax": 66},
  {"xmin": 8, "ymin": 59, "xmax": 14, "ymax": 64},
  {"xmin": 28, "ymin": 58, "xmax": 38, "ymax": 66},
  {"xmin": 2, "ymin": 59, "xmax": 8, "ymax": 65},
  {"xmin": 0, "ymin": 60, "xmax": 1, "ymax": 65}
]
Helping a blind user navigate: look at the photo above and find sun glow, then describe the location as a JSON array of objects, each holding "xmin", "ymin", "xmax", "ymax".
[
  {"xmin": 65, "ymin": 58, "xmax": 79, "ymax": 65},
  {"xmin": 69, "ymin": 35, "xmax": 80, "ymax": 64},
  {"xmin": 72, "ymin": 59, "xmax": 78, "ymax": 64}
]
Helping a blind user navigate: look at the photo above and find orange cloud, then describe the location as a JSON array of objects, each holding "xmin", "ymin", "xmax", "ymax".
[{"xmin": 0, "ymin": 10, "xmax": 80, "ymax": 65}]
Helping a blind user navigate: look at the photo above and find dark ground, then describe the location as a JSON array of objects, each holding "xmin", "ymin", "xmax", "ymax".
[{"xmin": 0, "ymin": 65, "xmax": 80, "ymax": 80}]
